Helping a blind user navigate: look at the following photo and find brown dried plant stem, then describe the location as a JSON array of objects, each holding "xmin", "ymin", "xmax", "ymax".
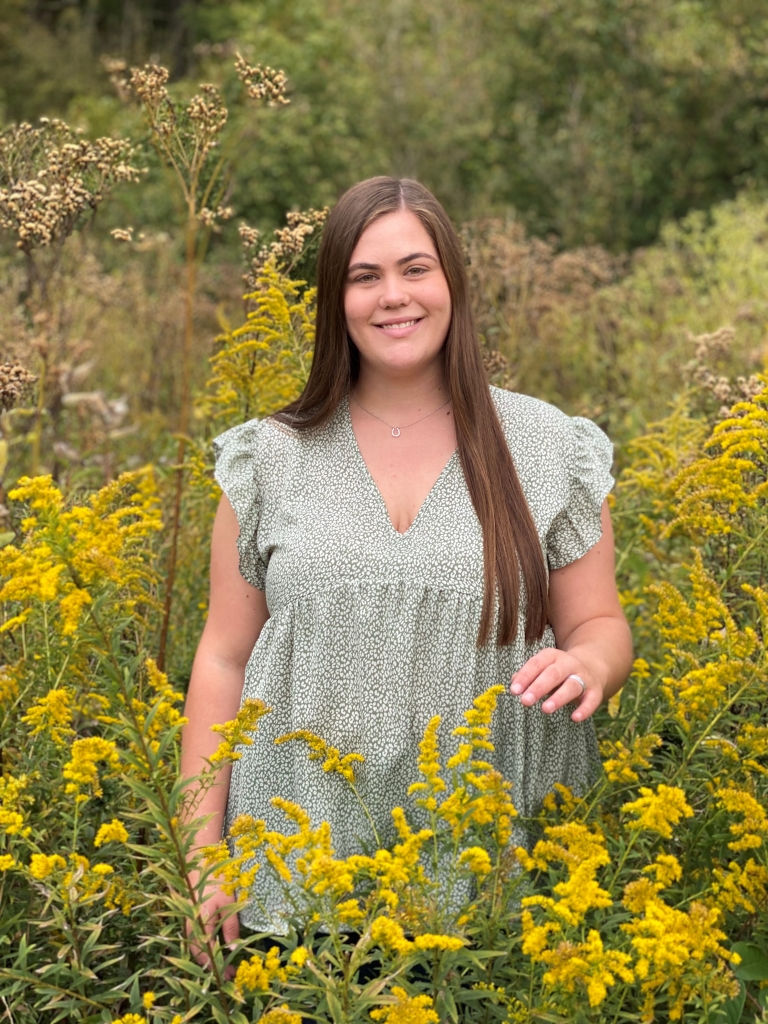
[{"xmin": 158, "ymin": 216, "xmax": 196, "ymax": 672}]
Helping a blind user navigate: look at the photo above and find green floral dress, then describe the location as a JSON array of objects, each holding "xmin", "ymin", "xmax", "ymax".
[{"xmin": 212, "ymin": 387, "xmax": 614, "ymax": 932}]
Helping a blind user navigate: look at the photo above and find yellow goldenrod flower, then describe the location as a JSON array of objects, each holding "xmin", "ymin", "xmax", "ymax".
[
  {"xmin": 408, "ymin": 715, "xmax": 445, "ymax": 810},
  {"xmin": 265, "ymin": 846, "xmax": 293, "ymax": 884},
  {"xmin": 274, "ymin": 728, "xmax": 364, "ymax": 784},
  {"xmin": 622, "ymin": 897, "xmax": 738, "ymax": 1020},
  {"xmin": 289, "ymin": 946, "xmax": 310, "ymax": 967},
  {"xmin": 29, "ymin": 853, "xmax": 66, "ymax": 880},
  {"xmin": 111, "ymin": 1016, "xmax": 146, "ymax": 1024},
  {"xmin": 737, "ymin": 721, "xmax": 768, "ymax": 774},
  {"xmin": 210, "ymin": 698, "xmax": 271, "ymax": 765},
  {"xmin": 141, "ymin": 992, "xmax": 155, "ymax": 1011},
  {"xmin": 600, "ymin": 733, "xmax": 662, "ymax": 783},
  {"xmin": 336, "ymin": 898, "xmax": 365, "ymax": 924},
  {"xmin": 541, "ymin": 782, "xmax": 583, "ymax": 817},
  {"xmin": 234, "ymin": 946, "xmax": 287, "ymax": 996},
  {"xmin": 716, "ymin": 785, "xmax": 768, "ymax": 850},
  {"xmin": 258, "ymin": 1009, "xmax": 303, "ymax": 1024},
  {"xmin": 520, "ymin": 910, "xmax": 561, "ymax": 958},
  {"xmin": 94, "ymin": 818, "xmax": 130, "ymax": 847},
  {"xmin": 370, "ymin": 986, "xmax": 439, "ymax": 1024},
  {"xmin": 621, "ymin": 784, "xmax": 694, "ymax": 838},
  {"xmin": 0, "ymin": 854, "xmax": 16, "ymax": 871},
  {"xmin": 458, "ymin": 846, "xmax": 493, "ymax": 876},
  {"xmin": 59, "ymin": 587, "xmax": 92, "ymax": 635},
  {"xmin": 202, "ymin": 263, "xmax": 316, "ymax": 426},
  {"xmin": 622, "ymin": 878, "xmax": 659, "ymax": 915},
  {"xmin": 0, "ymin": 665, "xmax": 19, "ymax": 703},
  {"xmin": 0, "ymin": 774, "xmax": 32, "ymax": 837},
  {"xmin": 2, "ymin": 471, "xmax": 162, "ymax": 643},
  {"xmin": 370, "ymin": 916, "xmax": 414, "ymax": 956},
  {"xmin": 518, "ymin": 822, "xmax": 612, "ymax": 941},
  {"xmin": 712, "ymin": 858, "xmax": 768, "ymax": 914},
  {"xmin": 643, "ymin": 853, "xmax": 682, "ymax": 888},
  {"xmin": 412, "ymin": 933, "xmax": 464, "ymax": 952},
  {"xmin": 21, "ymin": 687, "xmax": 75, "ymax": 746},
  {"xmin": 447, "ymin": 685, "xmax": 503, "ymax": 769},
  {"xmin": 538, "ymin": 929, "xmax": 634, "ymax": 1008},
  {"xmin": 63, "ymin": 736, "xmax": 120, "ymax": 802}
]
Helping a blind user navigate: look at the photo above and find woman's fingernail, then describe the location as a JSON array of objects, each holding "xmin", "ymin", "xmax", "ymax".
[{"xmin": 511, "ymin": 683, "xmax": 521, "ymax": 694}]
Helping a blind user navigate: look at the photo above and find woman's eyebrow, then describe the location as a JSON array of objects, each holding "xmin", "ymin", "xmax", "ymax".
[
  {"xmin": 347, "ymin": 252, "xmax": 437, "ymax": 273},
  {"xmin": 397, "ymin": 251, "xmax": 437, "ymax": 265}
]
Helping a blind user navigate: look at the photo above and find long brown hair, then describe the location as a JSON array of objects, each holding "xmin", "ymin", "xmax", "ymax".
[{"xmin": 275, "ymin": 176, "xmax": 549, "ymax": 646}]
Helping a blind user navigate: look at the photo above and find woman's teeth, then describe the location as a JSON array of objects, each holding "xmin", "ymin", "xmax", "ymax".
[{"xmin": 378, "ymin": 319, "xmax": 419, "ymax": 329}]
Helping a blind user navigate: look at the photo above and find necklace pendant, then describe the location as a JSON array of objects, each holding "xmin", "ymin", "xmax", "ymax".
[{"xmin": 391, "ymin": 426, "xmax": 401, "ymax": 437}]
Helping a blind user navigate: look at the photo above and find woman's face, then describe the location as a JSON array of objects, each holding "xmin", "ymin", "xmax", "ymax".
[{"xmin": 344, "ymin": 209, "xmax": 452, "ymax": 379}]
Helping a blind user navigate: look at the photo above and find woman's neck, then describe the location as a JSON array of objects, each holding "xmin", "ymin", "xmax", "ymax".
[{"xmin": 352, "ymin": 363, "xmax": 449, "ymax": 417}]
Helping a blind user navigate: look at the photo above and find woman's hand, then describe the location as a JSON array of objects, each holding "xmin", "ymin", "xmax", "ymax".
[
  {"xmin": 185, "ymin": 869, "xmax": 240, "ymax": 980},
  {"xmin": 511, "ymin": 648, "xmax": 604, "ymax": 721},
  {"xmin": 511, "ymin": 502, "xmax": 634, "ymax": 722}
]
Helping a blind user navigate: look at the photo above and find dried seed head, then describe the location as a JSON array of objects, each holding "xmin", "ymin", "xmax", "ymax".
[
  {"xmin": 243, "ymin": 207, "xmax": 328, "ymax": 287},
  {"xmin": 0, "ymin": 363, "xmax": 37, "ymax": 411},
  {"xmin": 0, "ymin": 120, "xmax": 141, "ymax": 252},
  {"xmin": 128, "ymin": 64, "xmax": 170, "ymax": 108},
  {"xmin": 234, "ymin": 54, "xmax": 290, "ymax": 106}
]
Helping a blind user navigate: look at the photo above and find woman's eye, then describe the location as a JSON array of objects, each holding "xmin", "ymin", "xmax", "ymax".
[{"xmin": 406, "ymin": 265, "xmax": 427, "ymax": 276}]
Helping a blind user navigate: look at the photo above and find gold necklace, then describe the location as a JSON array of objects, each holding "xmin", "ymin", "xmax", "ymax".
[{"xmin": 351, "ymin": 393, "xmax": 451, "ymax": 437}]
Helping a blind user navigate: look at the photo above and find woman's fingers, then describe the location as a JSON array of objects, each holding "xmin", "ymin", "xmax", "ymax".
[
  {"xmin": 510, "ymin": 653, "xmax": 604, "ymax": 722},
  {"xmin": 570, "ymin": 683, "xmax": 602, "ymax": 722},
  {"xmin": 510, "ymin": 648, "xmax": 558, "ymax": 693},
  {"xmin": 540, "ymin": 674, "xmax": 587, "ymax": 714},
  {"xmin": 512, "ymin": 658, "xmax": 575, "ymax": 706}
]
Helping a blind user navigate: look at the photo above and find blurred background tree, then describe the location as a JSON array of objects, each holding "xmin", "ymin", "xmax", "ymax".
[
  {"xmin": 2, "ymin": 0, "xmax": 768, "ymax": 248},
  {"xmin": 4, "ymin": 0, "xmax": 768, "ymax": 247}
]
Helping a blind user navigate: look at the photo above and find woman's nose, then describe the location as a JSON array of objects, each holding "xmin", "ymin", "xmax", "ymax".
[{"xmin": 378, "ymin": 273, "xmax": 409, "ymax": 308}]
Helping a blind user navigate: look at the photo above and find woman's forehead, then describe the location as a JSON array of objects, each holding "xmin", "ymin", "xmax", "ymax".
[{"xmin": 349, "ymin": 210, "xmax": 437, "ymax": 265}]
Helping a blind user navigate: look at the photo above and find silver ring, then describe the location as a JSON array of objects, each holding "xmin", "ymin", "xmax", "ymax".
[{"xmin": 568, "ymin": 674, "xmax": 587, "ymax": 696}]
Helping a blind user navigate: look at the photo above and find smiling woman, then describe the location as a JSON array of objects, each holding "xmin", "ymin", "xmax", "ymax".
[{"xmin": 180, "ymin": 177, "xmax": 634, "ymax": 946}]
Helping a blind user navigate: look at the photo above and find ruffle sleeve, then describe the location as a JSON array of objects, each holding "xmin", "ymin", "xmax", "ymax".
[
  {"xmin": 212, "ymin": 419, "xmax": 267, "ymax": 590},
  {"xmin": 546, "ymin": 416, "xmax": 615, "ymax": 570}
]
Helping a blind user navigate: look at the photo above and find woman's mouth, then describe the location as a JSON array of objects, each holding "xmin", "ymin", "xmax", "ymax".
[{"xmin": 374, "ymin": 317, "xmax": 424, "ymax": 333}]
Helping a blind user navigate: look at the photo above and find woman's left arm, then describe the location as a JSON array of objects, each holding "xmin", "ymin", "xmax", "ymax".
[{"xmin": 510, "ymin": 501, "xmax": 634, "ymax": 722}]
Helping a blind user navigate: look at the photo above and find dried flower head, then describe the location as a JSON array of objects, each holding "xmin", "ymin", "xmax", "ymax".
[
  {"xmin": 243, "ymin": 207, "xmax": 329, "ymax": 287},
  {"xmin": 0, "ymin": 363, "xmax": 37, "ymax": 411},
  {"xmin": 0, "ymin": 120, "xmax": 141, "ymax": 252},
  {"xmin": 234, "ymin": 54, "xmax": 290, "ymax": 106}
]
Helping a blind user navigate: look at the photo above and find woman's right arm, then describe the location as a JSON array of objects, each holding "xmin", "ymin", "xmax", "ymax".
[{"xmin": 180, "ymin": 494, "xmax": 269, "ymax": 962}]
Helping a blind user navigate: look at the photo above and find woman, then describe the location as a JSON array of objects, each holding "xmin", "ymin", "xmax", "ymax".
[{"xmin": 181, "ymin": 176, "xmax": 634, "ymax": 953}]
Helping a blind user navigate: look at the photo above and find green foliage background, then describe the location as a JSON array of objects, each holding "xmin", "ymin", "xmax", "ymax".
[{"xmin": 4, "ymin": 0, "xmax": 768, "ymax": 247}]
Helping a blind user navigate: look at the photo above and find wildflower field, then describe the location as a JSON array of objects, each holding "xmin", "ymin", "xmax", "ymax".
[{"xmin": 1, "ymin": 48, "xmax": 768, "ymax": 1024}]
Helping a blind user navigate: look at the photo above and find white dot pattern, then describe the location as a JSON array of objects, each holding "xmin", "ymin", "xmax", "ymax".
[{"xmin": 212, "ymin": 387, "xmax": 614, "ymax": 932}]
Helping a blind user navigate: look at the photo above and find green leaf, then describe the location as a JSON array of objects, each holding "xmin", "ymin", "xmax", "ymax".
[
  {"xmin": 438, "ymin": 986, "xmax": 459, "ymax": 1024},
  {"xmin": 0, "ymin": 531, "xmax": 15, "ymax": 548},
  {"xmin": 731, "ymin": 942, "xmax": 768, "ymax": 981}
]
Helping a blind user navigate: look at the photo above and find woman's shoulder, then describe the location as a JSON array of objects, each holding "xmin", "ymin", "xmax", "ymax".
[
  {"xmin": 489, "ymin": 385, "xmax": 613, "ymax": 475},
  {"xmin": 212, "ymin": 414, "xmax": 307, "ymax": 462},
  {"xmin": 490, "ymin": 386, "xmax": 575, "ymax": 441}
]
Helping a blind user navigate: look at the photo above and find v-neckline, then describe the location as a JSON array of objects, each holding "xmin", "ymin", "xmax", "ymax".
[{"xmin": 343, "ymin": 394, "xmax": 458, "ymax": 539}]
